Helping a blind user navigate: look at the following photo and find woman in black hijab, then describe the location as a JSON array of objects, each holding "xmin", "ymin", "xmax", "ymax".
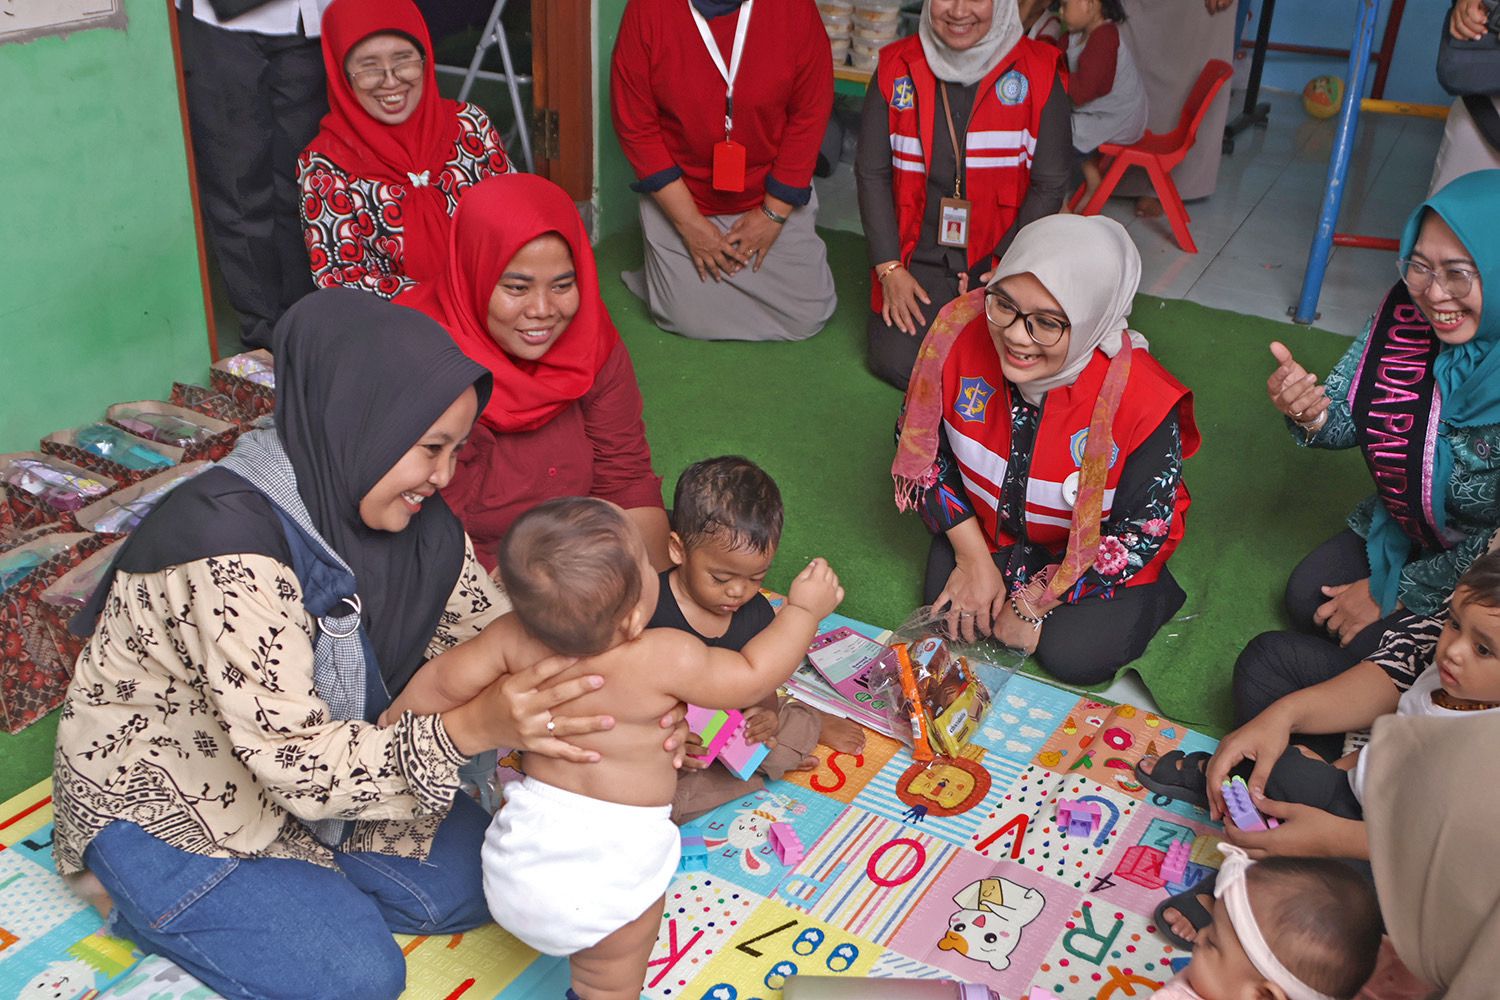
[{"xmin": 52, "ymin": 290, "xmax": 679, "ymax": 1000}]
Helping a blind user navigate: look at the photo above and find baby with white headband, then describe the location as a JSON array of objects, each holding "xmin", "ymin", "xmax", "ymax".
[{"xmin": 1153, "ymin": 845, "xmax": 1382, "ymax": 1000}]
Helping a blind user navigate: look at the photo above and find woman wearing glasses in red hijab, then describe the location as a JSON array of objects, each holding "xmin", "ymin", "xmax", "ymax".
[{"xmin": 297, "ymin": 0, "xmax": 512, "ymax": 301}]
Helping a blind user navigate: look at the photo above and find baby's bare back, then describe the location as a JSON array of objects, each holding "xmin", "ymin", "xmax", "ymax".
[{"xmin": 520, "ymin": 631, "xmax": 685, "ymax": 807}]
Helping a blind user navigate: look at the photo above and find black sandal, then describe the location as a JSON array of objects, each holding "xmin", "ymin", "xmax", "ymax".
[
  {"xmin": 1133, "ymin": 750, "xmax": 1212, "ymax": 809},
  {"xmin": 1152, "ymin": 875, "xmax": 1217, "ymax": 950}
]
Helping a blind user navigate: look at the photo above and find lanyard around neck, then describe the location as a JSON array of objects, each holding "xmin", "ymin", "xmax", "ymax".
[
  {"xmin": 689, "ymin": 0, "xmax": 756, "ymax": 140},
  {"xmin": 939, "ymin": 82, "xmax": 964, "ymax": 199}
]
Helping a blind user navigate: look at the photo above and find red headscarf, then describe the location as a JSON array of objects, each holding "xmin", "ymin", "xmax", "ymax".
[
  {"xmin": 306, "ymin": 0, "xmax": 462, "ymax": 284},
  {"xmin": 397, "ymin": 173, "xmax": 621, "ymax": 433}
]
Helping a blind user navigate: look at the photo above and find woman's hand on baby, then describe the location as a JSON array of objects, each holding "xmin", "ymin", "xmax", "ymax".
[
  {"xmin": 1224, "ymin": 794, "xmax": 1369, "ymax": 860},
  {"xmin": 1266, "ymin": 342, "xmax": 1330, "ymax": 429},
  {"xmin": 788, "ymin": 558, "xmax": 845, "ymax": 621},
  {"xmin": 1314, "ymin": 579, "xmax": 1381, "ymax": 646},
  {"xmin": 1205, "ymin": 709, "xmax": 1293, "ymax": 821},
  {"xmin": 660, "ymin": 702, "xmax": 692, "ymax": 769},
  {"xmin": 458, "ymin": 653, "xmax": 612, "ymax": 763},
  {"xmin": 936, "ymin": 558, "xmax": 1006, "ymax": 643},
  {"xmin": 879, "ymin": 266, "xmax": 931, "ymax": 336},
  {"xmin": 742, "ymin": 704, "xmax": 780, "ymax": 746}
]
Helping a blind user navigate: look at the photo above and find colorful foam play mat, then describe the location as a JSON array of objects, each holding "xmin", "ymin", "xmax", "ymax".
[{"xmin": 2, "ymin": 662, "xmax": 1222, "ymax": 998}]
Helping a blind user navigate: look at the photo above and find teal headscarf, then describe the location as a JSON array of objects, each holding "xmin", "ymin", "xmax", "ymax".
[{"xmin": 1368, "ymin": 169, "xmax": 1500, "ymax": 613}]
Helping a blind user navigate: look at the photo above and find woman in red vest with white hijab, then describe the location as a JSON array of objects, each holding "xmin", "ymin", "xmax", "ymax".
[
  {"xmin": 857, "ymin": 0, "xmax": 1074, "ymax": 389},
  {"xmin": 893, "ymin": 214, "xmax": 1198, "ymax": 685}
]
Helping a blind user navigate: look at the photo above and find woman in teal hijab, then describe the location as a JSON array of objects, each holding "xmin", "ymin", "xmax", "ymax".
[{"xmin": 1234, "ymin": 169, "xmax": 1500, "ymax": 720}]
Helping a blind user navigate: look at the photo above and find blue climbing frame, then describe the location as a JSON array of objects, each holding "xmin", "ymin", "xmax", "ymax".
[{"xmin": 1293, "ymin": 0, "xmax": 1383, "ymax": 325}]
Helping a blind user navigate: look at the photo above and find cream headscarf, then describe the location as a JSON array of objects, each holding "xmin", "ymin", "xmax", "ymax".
[
  {"xmin": 1364, "ymin": 712, "xmax": 1500, "ymax": 999},
  {"xmin": 918, "ymin": 0, "xmax": 1023, "ymax": 86},
  {"xmin": 987, "ymin": 214, "xmax": 1149, "ymax": 404}
]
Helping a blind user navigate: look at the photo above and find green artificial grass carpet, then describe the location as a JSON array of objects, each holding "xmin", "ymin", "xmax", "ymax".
[
  {"xmin": 603, "ymin": 227, "xmax": 1372, "ymax": 736},
  {"xmin": 0, "ymin": 226, "xmax": 1371, "ymax": 802}
]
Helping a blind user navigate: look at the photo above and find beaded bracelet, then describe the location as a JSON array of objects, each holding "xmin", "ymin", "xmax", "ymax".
[{"xmin": 1010, "ymin": 594, "xmax": 1056, "ymax": 627}]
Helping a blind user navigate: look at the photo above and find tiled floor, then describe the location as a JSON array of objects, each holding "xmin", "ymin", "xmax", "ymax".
[{"xmin": 816, "ymin": 88, "xmax": 1446, "ymax": 338}]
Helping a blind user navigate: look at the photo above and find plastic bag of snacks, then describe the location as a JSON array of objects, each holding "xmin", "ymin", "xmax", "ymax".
[{"xmin": 869, "ymin": 606, "xmax": 1022, "ymax": 760}]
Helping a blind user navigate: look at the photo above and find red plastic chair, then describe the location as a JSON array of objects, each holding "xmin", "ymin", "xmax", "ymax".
[{"xmin": 1069, "ymin": 59, "xmax": 1234, "ymax": 253}]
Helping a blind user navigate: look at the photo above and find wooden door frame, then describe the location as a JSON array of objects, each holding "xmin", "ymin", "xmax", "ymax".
[{"xmin": 532, "ymin": 0, "xmax": 594, "ymax": 201}]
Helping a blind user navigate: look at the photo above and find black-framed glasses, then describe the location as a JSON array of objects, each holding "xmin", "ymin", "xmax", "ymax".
[
  {"xmin": 1398, "ymin": 257, "xmax": 1479, "ymax": 299},
  {"xmin": 348, "ymin": 56, "xmax": 424, "ymax": 91},
  {"xmin": 985, "ymin": 291, "xmax": 1070, "ymax": 346}
]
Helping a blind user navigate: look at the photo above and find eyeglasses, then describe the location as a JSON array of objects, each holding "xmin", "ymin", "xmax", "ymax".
[
  {"xmin": 1398, "ymin": 257, "xmax": 1480, "ymax": 299},
  {"xmin": 985, "ymin": 291, "xmax": 1070, "ymax": 346},
  {"xmin": 348, "ymin": 56, "xmax": 424, "ymax": 91}
]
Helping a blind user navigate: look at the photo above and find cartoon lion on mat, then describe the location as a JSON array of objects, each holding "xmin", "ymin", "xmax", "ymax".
[{"xmin": 938, "ymin": 876, "xmax": 1046, "ymax": 971}]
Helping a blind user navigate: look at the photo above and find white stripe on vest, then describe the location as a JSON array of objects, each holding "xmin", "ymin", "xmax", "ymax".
[
  {"xmin": 966, "ymin": 129, "xmax": 1038, "ymax": 154},
  {"xmin": 945, "ymin": 419, "xmax": 1009, "ymax": 494}
]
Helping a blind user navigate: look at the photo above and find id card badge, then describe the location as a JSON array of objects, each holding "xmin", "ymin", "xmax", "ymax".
[
  {"xmin": 712, "ymin": 140, "xmax": 747, "ymax": 193},
  {"xmin": 938, "ymin": 197, "xmax": 971, "ymax": 248}
]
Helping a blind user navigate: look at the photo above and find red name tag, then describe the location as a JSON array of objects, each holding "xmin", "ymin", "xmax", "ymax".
[{"xmin": 712, "ymin": 140, "xmax": 747, "ymax": 193}]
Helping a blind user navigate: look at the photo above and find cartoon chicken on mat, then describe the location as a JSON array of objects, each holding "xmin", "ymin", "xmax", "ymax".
[{"xmin": 938, "ymin": 877, "xmax": 1046, "ymax": 971}]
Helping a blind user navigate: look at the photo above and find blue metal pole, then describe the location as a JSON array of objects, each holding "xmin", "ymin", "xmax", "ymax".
[{"xmin": 1293, "ymin": 0, "xmax": 1382, "ymax": 325}]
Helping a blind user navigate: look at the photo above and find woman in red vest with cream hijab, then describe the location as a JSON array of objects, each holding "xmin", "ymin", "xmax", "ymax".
[
  {"xmin": 894, "ymin": 214, "xmax": 1198, "ymax": 685},
  {"xmin": 857, "ymin": 0, "xmax": 1074, "ymax": 389}
]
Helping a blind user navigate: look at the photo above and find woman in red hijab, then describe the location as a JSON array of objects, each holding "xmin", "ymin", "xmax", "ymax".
[
  {"xmin": 297, "ymin": 0, "xmax": 512, "ymax": 301},
  {"xmin": 399, "ymin": 173, "xmax": 671, "ymax": 570}
]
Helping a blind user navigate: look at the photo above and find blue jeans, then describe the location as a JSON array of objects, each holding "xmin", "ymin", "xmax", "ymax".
[{"xmin": 84, "ymin": 794, "xmax": 491, "ymax": 1000}]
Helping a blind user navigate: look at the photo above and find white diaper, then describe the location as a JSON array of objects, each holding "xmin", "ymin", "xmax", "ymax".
[{"xmin": 482, "ymin": 776, "xmax": 680, "ymax": 956}]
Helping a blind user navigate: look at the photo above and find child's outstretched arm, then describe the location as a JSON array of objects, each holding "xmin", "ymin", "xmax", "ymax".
[
  {"xmin": 662, "ymin": 558, "xmax": 844, "ymax": 710},
  {"xmin": 379, "ymin": 614, "xmax": 518, "ymax": 724}
]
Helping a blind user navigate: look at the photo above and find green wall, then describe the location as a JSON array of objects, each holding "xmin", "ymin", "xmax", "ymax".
[
  {"xmin": 594, "ymin": 0, "xmax": 640, "ymax": 241},
  {"xmin": 0, "ymin": 0, "xmax": 210, "ymax": 453}
]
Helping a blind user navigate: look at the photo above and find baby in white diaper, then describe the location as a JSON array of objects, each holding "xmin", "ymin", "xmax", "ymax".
[{"xmin": 383, "ymin": 497, "xmax": 843, "ymax": 1000}]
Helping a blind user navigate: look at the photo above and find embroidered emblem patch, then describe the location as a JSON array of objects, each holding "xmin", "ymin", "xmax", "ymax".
[
  {"xmin": 996, "ymin": 69, "xmax": 1029, "ymax": 106},
  {"xmin": 955, "ymin": 376, "xmax": 996, "ymax": 423},
  {"xmin": 1068, "ymin": 427, "xmax": 1120, "ymax": 468},
  {"xmin": 891, "ymin": 75, "xmax": 915, "ymax": 111}
]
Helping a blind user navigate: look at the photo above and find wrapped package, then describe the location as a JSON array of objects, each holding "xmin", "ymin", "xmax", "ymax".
[{"xmin": 870, "ymin": 607, "xmax": 1021, "ymax": 760}]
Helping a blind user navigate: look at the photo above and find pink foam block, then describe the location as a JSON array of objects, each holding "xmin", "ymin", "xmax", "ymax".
[
  {"xmin": 768, "ymin": 822, "xmax": 803, "ymax": 865},
  {"xmin": 1055, "ymin": 798, "xmax": 1102, "ymax": 837},
  {"xmin": 719, "ymin": 722, "xmax": 772, "ymax": 780},
  {"xmin": 1160, "ymin": 839, "xmax": 1191, "ymax": 884},
  {"xmin": 685, "ymin": 705, "xmax": 745, "ymax": 766}
]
